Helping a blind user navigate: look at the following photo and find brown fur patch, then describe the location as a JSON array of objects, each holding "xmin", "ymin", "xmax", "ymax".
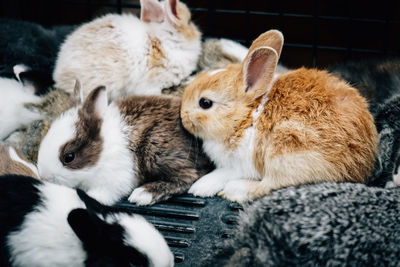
[
  {"xmin": 254, "ymin": 68, "xmax": 377, "ymax": 184},
  {"xmin": 116, "ymin": 94, "xmax": 214, "ymax": 203},
  {"xmin": 24, "ymin": 89, "xmax": 74, "ymax": 118},
  {"xmin": 148, "ymin": 36, "xmax": 165, "ymax": 69},
  {"xmin": 0, "ymin": 145, "xmax": 38, "ymax": 179},
  {"xmin": 174, "ymin": 2, "xmax": 201, "ymax": 41},
  {"xmin": 59, "ymin": 88, "xmax": 104, "ymax": 169}
]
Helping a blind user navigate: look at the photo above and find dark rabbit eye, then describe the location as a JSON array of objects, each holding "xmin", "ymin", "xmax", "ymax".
[
  {"xmin": 199, "ymin": 98, "xmax": 213, "ymax": 109},
  {"xmin": 63, "ymin": 152, "xmax": 75, "ymax": 164}
]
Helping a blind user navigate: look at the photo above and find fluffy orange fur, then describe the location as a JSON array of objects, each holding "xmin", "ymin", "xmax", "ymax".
[{"xmin": 181, "ymin": 30, "xmax": 378, "ymax": 201}]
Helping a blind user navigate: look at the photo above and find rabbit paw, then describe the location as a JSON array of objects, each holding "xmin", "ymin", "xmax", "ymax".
[
  {"xmin": 128, "ymin": 187, "xmax": 154, "ymax": 206},
  {"xmin": 218, "ymin": 180, "xmax": 250, "ymax": 203},
  {"xmin": 188, "ymin": 175, "xmax": 226, "ymax": 197}
]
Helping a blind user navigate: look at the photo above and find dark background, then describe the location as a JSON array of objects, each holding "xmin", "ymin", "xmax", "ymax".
[{"xmin": 1, "ymin": 0, "xmax": 399, "ymax": 68}]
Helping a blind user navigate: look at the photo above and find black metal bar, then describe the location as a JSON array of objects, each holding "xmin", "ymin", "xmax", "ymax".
[
  {"xmin": 185, "ymin": 8, "xmax": 400, "ymax": 24},
  {"xmin": 149, "ymin": 219, "xmax": 196, "ymax": 234},
  {"xmin": 116, "ymin": 0, "xmax": 122, "ymax": 14},
  {"xmin": 312, "ymin": 0, "xmax": 319, "ymax": 67},
  {"xmin": 207, "ymin": 0, "xmax": 216, "ymax": 37},
  {"xmin": 164, "ymin": 195, "xmax": 206, "ymax": 207},
  {"xmin": 113, "ymin": 203, "xmax": 200, "ymax": 220},
  {"xmin": 172, "ymin": 250, "xmax": 185, "ymax": 263},
  {"xmin": 165, "ymin": 236, "xmax": 191, "ymax": 248}
]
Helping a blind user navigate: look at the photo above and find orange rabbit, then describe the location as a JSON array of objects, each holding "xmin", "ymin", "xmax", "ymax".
[{"xmin": 180, "ymin": 30, "xmax": 378, "ymax": 203}]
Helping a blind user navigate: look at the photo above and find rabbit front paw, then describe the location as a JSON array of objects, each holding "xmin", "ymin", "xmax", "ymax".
[
  {"xmin": 189, "ymin": 175, "xmax": 227, "ymax": 197},
  {"xmin": 128, "ymin": 187, "xmax": 154, "ymax": 206},
  {"xmin": 218, "ymin": 180, "xmax": 250, "ymax": 203}
]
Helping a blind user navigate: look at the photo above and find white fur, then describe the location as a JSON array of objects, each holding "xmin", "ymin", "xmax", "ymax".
[
  {"xmin": 218, "ymin": 38, "xmax": 248, "ymax": 62},
  {"xmin": 189, "ymin": 76, "xmax": 277, "ymax": 198},
  {"xmin": 189, "ymin": 127, "xmax": 261, "ymax": 197},
  {"xmin": 7, "ymin": 182, "xmax": 87, "ymax": 267},
  {"xmin": 219, "ymin": 179, "xmax": 250, "ymax": 203},
  {"xmin": 128, "ymin": 187, "xmax": 154, "ymax": 205},
  {"xmin": 393, "ymin": 167, "xmax": 400, "ymax": 186},
  {"xmin": 208, "ymin": 68, "xmax": 226, "ymax": 76},
  {"xmin": 13, "ymin": 64, "xmax": 29, "ymax": 84},
  {"xmin": 0, "ymin": 77, "xmax": 43, "ymax": 140},
  {"xmin": 7, "ymin": 182, "xmax": 173, "ymax": 267},
  {"xmin": 8, "ymin": 146, "xmax": 39, "ymax": 178},
  {"xmin": 110, "ymin": 214, "xmax": 174, "ymax": 267},
  {"xmin": 37, "ymin": 103, "xmax": 137, "ymax": 205},
  {"xmin": 54, "ymin": 9, "xmax": 201, "ymax": 101}
]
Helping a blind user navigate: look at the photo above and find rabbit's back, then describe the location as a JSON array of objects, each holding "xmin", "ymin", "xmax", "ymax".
[
  {"xmin": 256, "ymin": 68, "xmax": 377, "ymax": 183},
  {"xmin": 54, "ymin": 14, "xmax": 148, "ymax": 100}
]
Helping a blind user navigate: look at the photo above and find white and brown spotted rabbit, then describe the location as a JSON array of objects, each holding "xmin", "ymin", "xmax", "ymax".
[{"xmin": 37, "ymin": 82, "xmax": 213, "ymax": 205}]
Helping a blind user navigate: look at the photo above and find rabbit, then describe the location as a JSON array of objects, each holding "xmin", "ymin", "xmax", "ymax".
[
  {"xmin": 0, "ymin": 18, "xmax": 75, "ymax": 95},
  {"xmin": 53, "ymin": 0, "xmax": 201, "ymax": 101},
  {"xmin": 37, "ymin": 81, "xmax": 214, "ymax": 205},
  {"xmin": 368, "ymin": 94, "xmax": 400, "ymax": 188},
  {"xmin": 0, "ymin": 174, "xmax": 174, "ymax": 267},
  {"xmin": 180, "ymin": 30, "xmax": 378, "ymax": 203},
  {"xmin": 328, "ymin": 56, "xmax": 400, "ymax": 115},
  {"xmin": 0, "ymin": 144, "xmax": 39, "ymax": 179},
  {"xmin": 0, "ymin": 74, "xmax": 44, "ymax": 140},
  {"xmin": 201, "ymin": 182, "xmax": 400, "ymax": 266}
]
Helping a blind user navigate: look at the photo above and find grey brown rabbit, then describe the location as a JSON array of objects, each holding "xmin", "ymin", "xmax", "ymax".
[{"xmin": 37, "ymin": 83, "xmax": 214, "ymax": 205}]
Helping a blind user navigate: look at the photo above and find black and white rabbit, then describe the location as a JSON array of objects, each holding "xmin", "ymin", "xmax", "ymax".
[
  {"xmin": 328, "ymin": 56, "xmax": 400, "ymax": 115},
  {"xmin": 37, "ymin": 82, "xmax": 213, "ymax": 205},
  {"xmin": 53, "ymin": 0, "xmax": 201, "ymax": 100},
  {"xmin": 0, "ymin": 174, "xmax": 173, "ymax": 267},
  {"xmin": 0, "ymin": 18, "xmax": 74, "ymax": 94},
  {"xmin": 202, "ymin": 182, "xmax": 400, "ymax": 266},
  {"xmin": 369, "ymin": 94, "xmax": 400, "ymax": 187}
]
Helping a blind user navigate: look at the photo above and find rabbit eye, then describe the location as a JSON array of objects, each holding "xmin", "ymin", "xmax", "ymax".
[
  {"xmin": 199, "ymin": 98, "xmax": 213, "ymax": 109},
  {"xmin": 63, "ymin": 152, "xmax": 75, "ymax": 164}
]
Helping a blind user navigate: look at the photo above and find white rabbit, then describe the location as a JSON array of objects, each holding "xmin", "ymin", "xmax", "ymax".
[{"xmin": 53, "ymin": 0, "xmax": 201, "ymax": 101}]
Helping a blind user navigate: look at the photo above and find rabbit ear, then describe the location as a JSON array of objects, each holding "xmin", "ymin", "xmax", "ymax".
[
  {"xmin": 13, "ymin": 64, "xmax": 35, "ymax": 94},
  {"xmin": 82, "ymin": 86, "xmax": 108, "ymax": 120},
  {"xmin": 243, "ymin": 46, "xmax": 279, "ymax": 99},
  {"xmin": 18, "ymin": 71, "xmax": 53, "ymax": 96},
  {"xmin": 72, "ymin": 79, "xmax": 83, "ymax": 106},
  {"xmin": 164, "ymin": 0, "xmax": 179, "ymax": 25},
  {"xmin": 67, "ymin": 208, "xmax": 107, "ymax": 246},
  {"xmin": 140, "ymin": 0, "xmax": 164, "ymax": 23},
  {"xmin": 245, "ymin": 30, "xmax": 284, "ymax": 61}
]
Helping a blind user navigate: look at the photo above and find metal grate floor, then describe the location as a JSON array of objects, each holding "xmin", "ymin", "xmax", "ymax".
[{"xmin": 114, "ymin": 194, "xmax": 242, "ymax": 265}]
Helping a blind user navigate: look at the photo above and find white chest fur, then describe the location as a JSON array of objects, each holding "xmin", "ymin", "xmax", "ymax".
[{"xmin": 202, "ymin": 126, "xmax": 261, "ymax": 180}]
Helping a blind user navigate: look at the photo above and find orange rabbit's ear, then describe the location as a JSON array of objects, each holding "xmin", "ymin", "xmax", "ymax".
[
  {"xmin": 246, "ymin": 30, "xmax": 284, "ymax": 59},
  {"xmin": 243, "ymin": 46, "xmax": 279, "ymax": 99},
  {"xmin": 140, "ymin": 0, "xmax": 164, "ymax": 23}
]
